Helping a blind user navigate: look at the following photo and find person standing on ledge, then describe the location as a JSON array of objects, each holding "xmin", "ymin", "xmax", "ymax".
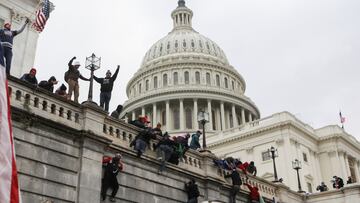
[
  {"xmin": 94, "ymin": 65, "xmax": 120, "ymax": 112},
  {"xmin": 0, "ymin": 18, "xmax": 29, "ymax": 75},
  {"xmin": 64, "ymin": 56, "xmax": 89, "ymax": 103},
  {"xmin": 185, "ymin": 179, "xmax": 200, "ymax": 203},
  {"xmin": 225, "ymin": 169, "xmax": 242, "ymax": 203}
]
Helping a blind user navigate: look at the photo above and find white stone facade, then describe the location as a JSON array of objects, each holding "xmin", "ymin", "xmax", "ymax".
[
  {"xmin": 208, "ymin": 111, "xmax": 360, "ymax": 193},
  {"xmin": 0, "ymin": 0, "xmax": 40, "ymax": 77},
  {"xmin": 122, "ymin": 2, "xmax": 260, "ymax": 135}
]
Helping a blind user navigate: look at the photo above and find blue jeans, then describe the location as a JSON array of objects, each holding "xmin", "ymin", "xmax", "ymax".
[
  {"xmin": 135, "ymin": 139, "xmax": 147, "ymax": 154},
  {"xmin": 100, "ymin": 92, "xmax": 112, "ymax": 112},
  {"xmin": 3, "ymin": 47, "xmax": 13, "ymax": 75},
  {"xmin": 159, "ymin": 145, "xmax": 174, "ymax": 172}
]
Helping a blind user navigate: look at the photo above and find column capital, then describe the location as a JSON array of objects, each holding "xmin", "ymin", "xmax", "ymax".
[
  {"xmin": 207, "ymin": 99, "xmax": 212, "ymax": 103},
  {"xmin": 193, "ymin": 98, "xmax": 198, "ymax": 102}
]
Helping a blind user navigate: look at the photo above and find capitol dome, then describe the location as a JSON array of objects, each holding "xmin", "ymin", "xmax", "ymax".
[{"xmin": 122, "ymin": 0, "xmax": 260, "ymax": 135}]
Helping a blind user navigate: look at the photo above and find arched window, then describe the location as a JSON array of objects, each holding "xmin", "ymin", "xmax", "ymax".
[
  {"xmin": 195, "ymin": 71, "xmax": 200, "ymax": 84},
  {"xmin": 145, "ymin": 80, "xmax": 149, "ymax": 91},
  {"xmin": 232, "ymin": 81, "xmax": 235, "ymax": 90},
  {"xmin": 185, "ymin": 108, "xmax": 192, "ymax": 129},
  {"xmin": 173, "ymin": 109, "xmax": 180, "ymax": 129},
  {"xmin": 206, "ymin": 73, "xmax": 211, "ymax": 85},
  {"xmin": 163, "ymin": 74, "xmax": 168, "ymax": 87},
  {"xmin": 224, "ymin": 77, "xmax": 228, "ymax": 88},
  {"xmin": 216, "ymin": 75, "xmax": 220, "ymax": 87},
  {"xmin": 154, "ymin": 76, "xmax": 158, "ymax": 89},
  {"xmin": 229, "ymin": 114, "xmax": 234, "ymax": 128},
  {"xmin": 139, "ymin": 83, "xmax": 142, "ymax": 94},
  {"xmin": 173, "ymin": 72, "xmax": 178, "ymax": 85},
  {"xmin": 184, "ymin": 71, "xmax": 190, "ymax": 84},
  {"xmin": 162, "ymin": 110, "xmax": 166, "ymax": 125}
]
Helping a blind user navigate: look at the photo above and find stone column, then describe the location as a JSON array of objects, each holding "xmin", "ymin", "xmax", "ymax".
[
  {"xmin": 141, "ymin": 107, "xmax": 145, "ymax": 116},
  {"xmin": 355, "ymin": 160, "xmax": 360, "ymax": 182},
  {"xmin": 132, "ymin": 111, "xmax": 136, "ymax": 121},
  {"xmin": 339, "ymin": 151, "xmax": 348, "ymax": 179},
  {"xmin": 248, "ymin": 113, "xmax": 253, "ymax": 122},
  {"xmin": 241, "ymin": 108, "xmax": 246, "ymax": 125},
  {"xmin": 152, "ymin": 103, "xmax": 157, "ymax": 127},
  {"xmin": 180, "ymin": 99, "xmax": 184, "ymax": 130},
  {"xmin": 220, "ymin": 102, "xmax": 225, "ymax": 130},
  {"xmin": 193, "ymin": 99, "xmax": 198, "ymax": 130},
  {"xmin": 232, "ymin": 104, "xmax": 238, "ymax": 127},
  {"xmin": 166, "ymin": 101, "xmax": 170, "ymax": 130},
  {"xmin": 344, "ymin": 154, "xmax": 351, "ymax": 178},
  {"xmin": 207, "ymin": 100, "xmax": 213, "ymax": 131}
]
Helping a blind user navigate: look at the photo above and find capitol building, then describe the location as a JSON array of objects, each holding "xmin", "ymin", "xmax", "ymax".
[
  {"xmin": 3, "ymin": 0, "xmax": 360, "ymax": 201},
  {"xmin": 122, "ymin": 0, "xmax": 260, "ymax": 134},
  {"xmin": 122, "ymin": 0, "xmax": 360, "ymax": 193}
]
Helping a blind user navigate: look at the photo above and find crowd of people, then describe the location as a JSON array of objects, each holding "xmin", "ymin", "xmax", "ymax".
[{"xmin": 316, "ymin": 175, "xmax": 354, "ymax": 193}]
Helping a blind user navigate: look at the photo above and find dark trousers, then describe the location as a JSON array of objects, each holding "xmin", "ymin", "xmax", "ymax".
[
  {"xmin": 101, "ymin": 177, "xmax": 119, "ymax": 200},
  {"xmin": 3, "ymin": 47, "xmax": 13, "ymax": 75},
  {"xmin": 100, "ymin": 92, "xmax": 112, "ymax": 112},
  {"xmin": 230, "ymin": 185, "xmax": 240, "ymax": 203},
  {"xmin": 187, "ymin": 197, "xmax": 198, "ymax": 203}
]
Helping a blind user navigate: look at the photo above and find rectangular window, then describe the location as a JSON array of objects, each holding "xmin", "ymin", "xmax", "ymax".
[
  {"xmin": 307, "ymin": 182, "xmax": 313, "ymax": 193},
  {"xmin": 303, "ymin": 153, "xmax": 308, "ymax": 162},
  {"xmin": 262, "ymin": 151, "xmax": 271, "ymax": 161}
]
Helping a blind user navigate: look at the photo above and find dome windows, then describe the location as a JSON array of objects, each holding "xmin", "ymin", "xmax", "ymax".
[
  {"xmin": 138, "ymin": 83, "xmax": 142, "ymax": 94},
  {"xmin": 216, "ymin": 75, "xmax": 220, "ymax": 87},
  {"xmin": 206, "ymin": 73, "xmax": 211, "ymax": 85},
  {"xmin": 146, "ymin": 80, "xmax": 149, "ymax": 91},
  {"xmin": 183, "ymin": 40, "xmax": 187, "ymax": 48},
  {"xmin": 195, "ymin": 71, "xmax": 200, "ymax": 84},
  {"xmin": 163, "ymin": 74, "xmax": 168, "ymax": 87},
  {"xmin": 184, "ymin": 71, "xmax": 190, "ymax": 84},
  {"xmin": 191, "ymin": 40, "xmax": 195, "ymax": 49},
  {"xmin": 224, "ymin": 77, "xmax": 228, "ymax": 88},
  {"xmin": 154, "ymin": 76, "xmax": 158, "ymax": 89},
  {"xmin": 173, "ymin": 72, "xmax": 179, "ymax": 85},
  {"xmin": 175, "ymin": 40, "xmax": 179, "ymax": 48}
]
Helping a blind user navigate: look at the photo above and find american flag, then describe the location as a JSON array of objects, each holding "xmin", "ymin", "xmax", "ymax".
[
  {"xmin": 0, "ymin": 40, "xmax": 21, "ymax": 202},
  {"xmin": 339, "ymin": 111, "xmax": 346, "ymax": 124},
  {"xmin": 33, "ymin": 0, "xmax": 51, "ymax": 32}
]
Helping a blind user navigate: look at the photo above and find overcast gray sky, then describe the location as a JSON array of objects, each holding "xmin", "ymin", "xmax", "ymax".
[{"xmin": 34, "ymin": 0, "xmax": 360, "ymax": 140}]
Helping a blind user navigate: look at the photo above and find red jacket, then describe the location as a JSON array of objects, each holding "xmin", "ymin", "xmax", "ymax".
[
  {"xmin": 102, "ymin": 156, "xmax": 124, "ymax": 171},
  {"xmin": 245, "ymin": 183, "xmax": 260, "ymax": 201},
  {"xmin": 237, "ymin": 162, "xmax": 249, "ymax": 174}
]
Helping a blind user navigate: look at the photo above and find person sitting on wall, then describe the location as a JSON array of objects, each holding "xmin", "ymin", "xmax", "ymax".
[
  {"xmin": 129, "ymin": 115, "xmax": 149, "ymax": 129},
  {"xmin": 38, "ymin": 76, "xmax": 58, "ymax": 92},
  {"xmin": 174, "ymin": 133, "xmax": 190, "ymax": 158},
  {"xmin": 189, "ymin": 130, "xmax": 201, "ymax": 150},
  {"xmin": 55, "ymin": 84, "xmax": 68, "ymax": 98},
  {"xmin": 130, "ymin": 126, "xmax": 156, "ymax": 157},
  {"xmin": 20, "ymin": 68, "xmax": 38, "ymax": 85},
  {"xmin": 316, "ymin": 182, "xmax": 328, "ymax": 192},
  {"xmin": 101, "ymin": 153, "xmax": 123, "ymax": 202},
  {"xmin": 185, "ymin": 179, "xmax": 200, "ymax": 203},
  {"xmin": 332, "ymin": 176, "xmax": 344, "ymax": 189},
  {"xmin": 0, "ymin": 18, "xmax": 29, "ymax": 75},
  {"xmin": 152, "ymin": 123, "xmax": 163, "ymax": 137},
  {"xmin": 246, "ymin": 161, "xmax": 257, "ymax": 176},
  {"xmin": 110, "ymin": 105, "xmax": 123, "ymax": 119},
  {"xmin": 347, "ymin": 176, "xmax": 353, "ymax": 184},
  {"xmin": 93, "ymin": 66, "xmax": 120, "ymax": 112}
]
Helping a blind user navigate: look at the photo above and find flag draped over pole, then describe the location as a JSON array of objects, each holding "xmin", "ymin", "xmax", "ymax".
[
  {"xmin": 0, "ymin": 41, "xmax": 21, "ymax": 202},
  {"xmin": 32, "ymin": 0, "xmax": 51, "ymax": 32},
  {"xmin": 339, "ymin": 111, "xmax": 346, "ymax": 129}
]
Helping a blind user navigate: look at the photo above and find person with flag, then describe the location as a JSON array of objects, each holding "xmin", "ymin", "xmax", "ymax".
[
  {"xmin": 0, "ymin": 18, "xmax": 29, "ymax": 75},
  {"xmin": 0, "ymin": 38, "xmax": 22, "ymax": 202}
]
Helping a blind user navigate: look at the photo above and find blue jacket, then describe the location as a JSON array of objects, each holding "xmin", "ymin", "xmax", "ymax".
[
  {"xmin": 0, "ymin": 23, "xmax": 27, "ymax": 49},
  {"xmin": 189, "ymin": 134, "xmax": 201, "ymax": 149}
]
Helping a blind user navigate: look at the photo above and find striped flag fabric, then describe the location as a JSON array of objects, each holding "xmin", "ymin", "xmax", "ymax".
[
  {"xmin": 0, "ymin": 41, "xmax": 21, "ymax": 202},
  {"xmin": 32, "ymin": 0, "xmax": 51, "ymax": 32}
]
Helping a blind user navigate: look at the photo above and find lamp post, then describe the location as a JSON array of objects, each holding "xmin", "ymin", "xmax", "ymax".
[
  {"xmin": 268, "ymin": 146, "xmax": 279, "ymax": 182},
  {"xmin": 197, "ymin": 110, "xmax": 209, "ymax": 149},
  {"xmin": 292, "ymin": 159, "xmax": 304, "ymax": 193},
  {"xmin": 85, "ymin": 53, "xmax": 101, "ymax": 103}
]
